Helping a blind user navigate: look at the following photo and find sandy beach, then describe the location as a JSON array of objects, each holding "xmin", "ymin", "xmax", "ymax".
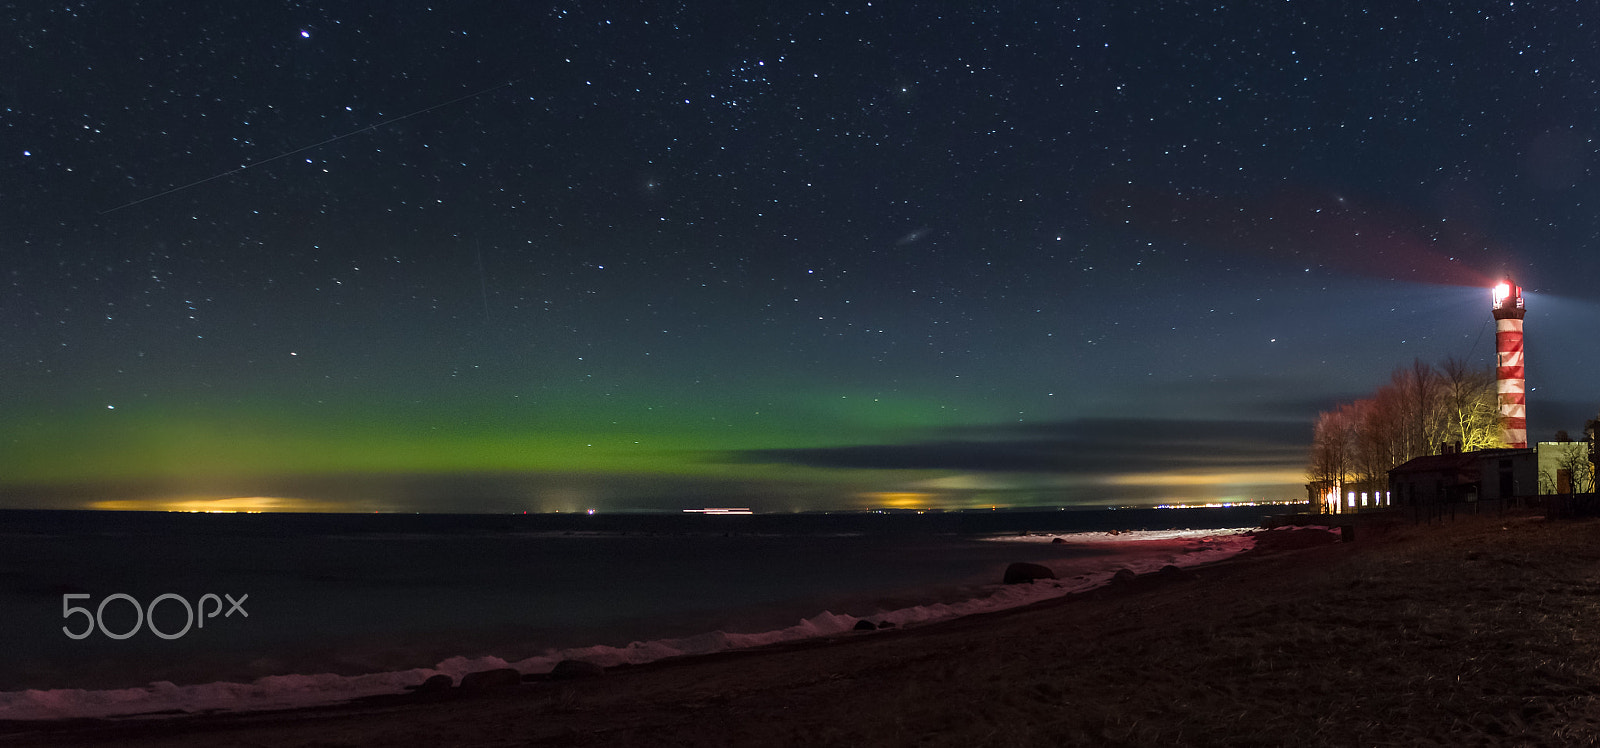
[{"xmin": 7, "ymin": 512, "xmax": 1600, "ymax": 747}]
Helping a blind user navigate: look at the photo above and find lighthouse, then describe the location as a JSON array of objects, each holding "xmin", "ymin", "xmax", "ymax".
[{"xmin": 1492, "ymin": 278, "xmax": 1527, "ymax": 448}]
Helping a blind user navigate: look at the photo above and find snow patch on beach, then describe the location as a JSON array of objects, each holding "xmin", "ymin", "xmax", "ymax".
[
  {"xmin": 980, "ymin": 527, "xmax": 1257, "ymax": 543},
  {"xmin": 0, "ymin": 670, "xmax": 445, "ymax": 722},
  {"xmin": 0, "ymin": 530, "xmax": 1257, "ymax": 721}
]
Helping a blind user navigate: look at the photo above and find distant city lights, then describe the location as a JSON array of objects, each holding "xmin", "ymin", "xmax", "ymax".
[{"xmin": 1151, "ymin": 500, "xmax": 1306, "ymax": 509}]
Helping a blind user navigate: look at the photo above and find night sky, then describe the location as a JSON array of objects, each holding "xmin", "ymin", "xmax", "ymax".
[{"xmin": 5, "ymin": 2, "xmax": 1598, "ymax": 513}]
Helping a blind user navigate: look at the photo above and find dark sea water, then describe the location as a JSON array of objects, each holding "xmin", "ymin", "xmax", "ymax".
[{"xmin": 0, "ymin": 506, "xmax": 1282, "ymax": 718}]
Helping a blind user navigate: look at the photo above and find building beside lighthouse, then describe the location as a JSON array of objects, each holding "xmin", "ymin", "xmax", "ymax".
[
  {"xmin": 1373, "ymin": 278, "xmax": 1540, "ymax": 512},
  {"xmin": 1385, "ymin": 440, "xmax": 1591, "ymax": 508},
  {"xmin": 1385, "ymin": 278, "xmax": 1595, "ymax": 509},
  {"xmin": 1311, "ymin": 276, "xmax": 1597, "ymax": 513}
]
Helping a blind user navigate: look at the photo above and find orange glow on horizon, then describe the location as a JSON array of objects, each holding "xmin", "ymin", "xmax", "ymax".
[
  {"xmin": 857, "ymin": 491, "xmax": 937, "ymax": 509},
  {"xmin": 86, "ymin": 496, "xmax": 358, "ymax": 513}
]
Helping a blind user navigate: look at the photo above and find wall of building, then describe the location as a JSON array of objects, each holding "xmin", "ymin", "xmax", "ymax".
[
  {"xmin": 1310, "ymin": 478, "xmax": 1390, "ymax": 514},
  {"xmin": 1478, "ymin": 451, "xmax": 1538, "ymax": 501},
  {"xmin": 1537, "ymin": 441, "xmax": 1594, "ymax": 494}
]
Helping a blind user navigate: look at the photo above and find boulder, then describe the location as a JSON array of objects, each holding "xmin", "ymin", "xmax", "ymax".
[
  {"xmin": 459, "ymin": 668, "xmax": 523, "ymax": 692},
  {"xmin": 1051, "ymin": 537, "xmax": 1066, "ymax": 544},
  {"xmin": 548, "ymin": 659, "xmax": 605, "ymax": 680},
  {"xmin": 1110, "ymin": 568, "xmax": 1137, "ymax": 585},
  {"xmin": 1003, "ymin": 561, "xmax": 1057, "ymax": 584},
  {"xmin": 407, "ymin": 674, "xmax": 453, "ymax": 694},
  {"xmin": 1156, "ymin": 564, "xmax": 1192, "ymax": 581},
  {"xmin": 853, "ymin": 619, "xmax": 879, "ymax": 631}
]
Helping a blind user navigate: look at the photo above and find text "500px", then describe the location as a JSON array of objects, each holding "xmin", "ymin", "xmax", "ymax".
[{"xmin": 63, "ymin": 593, "xmax": 249, "ymax": 640}]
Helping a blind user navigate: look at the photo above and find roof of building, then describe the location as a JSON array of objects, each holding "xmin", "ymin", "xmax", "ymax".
[
  {"xmin": 1388, "ymin": 448, "xmax": 1535, "ymax": 478},
  {"xmin": 1388, "ymin": 452, "xmax": 1480, "ymax": 477}
]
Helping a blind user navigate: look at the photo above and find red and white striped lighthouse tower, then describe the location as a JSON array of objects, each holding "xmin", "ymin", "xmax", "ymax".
[{"xmin": 1492, "ymin": 278, "xmax": 1527, "ymax": 448}]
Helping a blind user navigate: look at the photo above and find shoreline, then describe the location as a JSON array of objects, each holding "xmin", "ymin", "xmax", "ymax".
[
  {"xmin": 0, "ymin": 526, "xmax": 1256, "ymax": 715},
  {"xmin": 14, "ymin": 512, "xmax": 1600, "ymax": 746},
  {"xmin": 0, "ymin": 524, "xmax": 1323, "ymax": 744}
]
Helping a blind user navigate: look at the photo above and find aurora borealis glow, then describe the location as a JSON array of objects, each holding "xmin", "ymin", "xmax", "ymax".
[{"xmin": 6, "ymin": 3, "xmax": 1599, "ymax": 512}]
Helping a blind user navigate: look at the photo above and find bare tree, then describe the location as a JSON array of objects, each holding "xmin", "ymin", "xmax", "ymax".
[
  {"xmin": 1308, "ymin": 404, "xmax": 1357, "ymax": 509},
  {"xmin": 1394, "ymin": 358, "xmax": 1446, "ymax": 458},
  {"xmin": 1439, "ymin": 356, "xmax": 1503, "ymax": 451},
  {"xmin": 1307, "ymin": 357, "xmax": 1503, "ymax": 506},
  {"xmin": 1355, "ymin": 392, "xmax": 1400, "ymax": 488}
]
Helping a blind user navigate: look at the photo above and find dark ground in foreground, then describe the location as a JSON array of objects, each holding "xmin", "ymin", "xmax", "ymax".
[{"xmin": 6, "ymin": 513, "xmax": 1600, "ymax": 747}]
